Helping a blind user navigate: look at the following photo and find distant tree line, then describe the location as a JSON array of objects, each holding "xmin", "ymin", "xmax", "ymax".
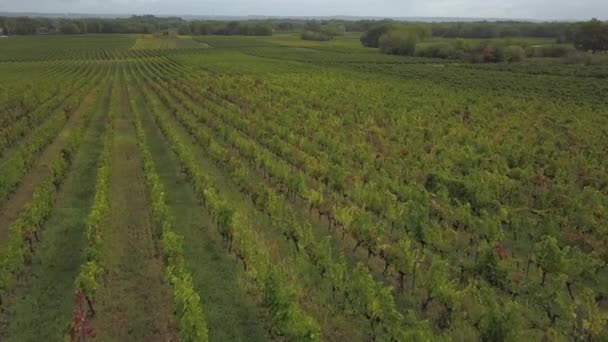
[
  {"xmin": 0, "ymin": 15, "xmax": 274, "ymax": 36},
  {"xmin": 0, "ymin": 15, "xmax": 184, "ymax": 35},
  {"xmin": 181, "ymin": 21, "xmax": 273, "ymax": 36},
  {"xmin": 358, "ymin": 19, "xmax": 608, "ymax": 61},
  {"xmin": 1, "ymin": 14, "xmax": 608, "ymax": 51},
  {"xmin": 431, "ymin": 21, "xmax": 570, "ymax": 38}
]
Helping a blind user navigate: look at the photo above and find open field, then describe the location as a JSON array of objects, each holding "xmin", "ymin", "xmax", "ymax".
[{"xmin": 0, "ymin": 33, "xmax": 607, "ymax": 341}]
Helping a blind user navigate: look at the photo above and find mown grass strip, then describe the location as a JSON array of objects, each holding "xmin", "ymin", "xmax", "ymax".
[{"xmin": 67, "ymin": 77, "xmax": 115, "ymax": 340}]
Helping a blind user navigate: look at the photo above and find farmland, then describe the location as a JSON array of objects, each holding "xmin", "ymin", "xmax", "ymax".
[{"xmin": 0, "ymin": 33, "xmax": 607, "ymax": 341}]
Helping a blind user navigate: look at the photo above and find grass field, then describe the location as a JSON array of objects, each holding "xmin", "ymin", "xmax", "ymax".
[{"xmin": 0, "ymin": 33, "xmax": 607, "ymax": 341}]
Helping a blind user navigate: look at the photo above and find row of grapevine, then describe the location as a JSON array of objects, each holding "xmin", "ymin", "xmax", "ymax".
[
  {"xmin": 2, "ymin": 46, "xmax": 209, "ymax": 64},
  {"xmin": 0, "ymin": 63, "xmax": 106, "ymax": 205},
  {"xmin": 0, "ymin": 61, "xmax": 98, "ymax": 157},
  {"xmin": 0, "ymin": 78, "xmax": 105, "ymax": 311},
  {"xmin": 189, "ymin": 71, "xmax": 605, "ymax": 340},
  {"xmin": 0, "ymin": 59, "xmax": 81, "ymax": 86},
  {"xmin": 0, "ymin": 59, "xmax": 84, "ymax": 121},
  {"xmin": 125, "ymin": 76, "xmax": 209, "ymax": 342},
  {"xmin": 129, "ymin": 61, "xmax": 322, "ymax": 341},
  {"xmin": 131, "ymin": 37, "xmax": 209, "ymax": 50},
  {"xmin": 138, "ymin": 56, "xmax": 607, "ymax": 340},
  {"xmin": 131, "ymin": 60, "xmax": 432, "ymax": 341},
  {"xmin": 68, "ymin": 77, "xmax": 115, "ymax": 341}
]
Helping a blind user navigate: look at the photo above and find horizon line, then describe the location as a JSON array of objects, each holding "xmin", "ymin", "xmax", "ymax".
[{"xmin": 0, "ymin": 11, "xmax": 593, "ymax": 23}]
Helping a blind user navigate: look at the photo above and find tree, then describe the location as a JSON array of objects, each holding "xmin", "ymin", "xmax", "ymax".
[
  {"xmin": 60, "ymin": 22, "xmax": 81, "ymax": 35},
  {"xmin": 360, "ymin": 23, "xmax": 394, "ymax": 48},
  {"xmin": 571, "ymin": 19, "xmax": 608, "ymax": 53},
  {"xmin": 178, "ymin": 24, "xmax": 192, "ymax": 35},
  {"xmin": 378, "ymin": 30, "xmax": 419, "ymax": 56}
]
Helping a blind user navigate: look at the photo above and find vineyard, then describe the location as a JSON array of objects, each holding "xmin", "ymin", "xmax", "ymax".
[{"xmin": 0, "ymin": 33, "xmax": 607, "ymax": 341}]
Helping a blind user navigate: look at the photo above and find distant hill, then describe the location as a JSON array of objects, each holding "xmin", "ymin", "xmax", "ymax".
[{"xmin": 0, "ymin": 12, "xmax": 549, "ymax": 22}]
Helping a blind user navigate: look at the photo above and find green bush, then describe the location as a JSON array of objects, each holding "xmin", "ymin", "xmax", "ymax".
[
  {"xmin": 506, "ymin": 45, "xmax": 527, "ymax": 62},
  {"xmin": 562, "ymin": 51, "xmax": 594, "ymax": 65},
  {"xmin": 480, "ymin": 45, "xmax": 506, "ymax": 63},
  {"xmin": 301, "ymin": 30, "xmax": 333, "ymax": 41},
  {"xmin": 416, "ymin": 42, "xmax": 465, "ymax": 59},
  {"xmin": 360, "ymin": 23, "xmax": 395, "ymax": 48},
  {"xmin": 378, "ymin": 30, "xmax": 419, "ymax": 56},
  {"xmin": 361, "ymin": 23, "xmax": 431, "ymax": 49},
  {"xmin": 59, "ymin": 23, "xmax": 81, "ymax": 35},
  {"xmin": 529, "ymin": 44, "xmax": 576, "ymax": 58}
]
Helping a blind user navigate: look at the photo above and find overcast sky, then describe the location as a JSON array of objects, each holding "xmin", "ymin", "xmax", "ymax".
[{"xmin": 0, "ymin": 0, "xmax": 606, "ymax": 20}]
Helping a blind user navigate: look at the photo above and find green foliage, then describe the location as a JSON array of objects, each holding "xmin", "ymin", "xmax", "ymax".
[
  {"xmin": 529, "ymin": 44, "xmax": 576, "ymax": 58},
  {"xmin": 378, "ymin": 29, "xmax": 419, "ymax": 56},
  {"xmin": 301, "ymin": 23, "xmax": 345, "ymax": 41},
  {"xmin": 361, "ymin": 23, "xmax": 431, "ymax": 56},
  {"xmin": 474, "ymin": 242, "xmax": 509, "ymax": 290},
  {"xmin": 506, "ymin": 45, "xmax": 527, "ymax": 62},
  {"xmin": 478, "ymin": 295, "xmax": 524, "ymax": 342},
  {"xmin": 0, "ymin": 79, "xmax": 97, "ymax": 306},
  {"xmin": 75, "ymin": 261, "xmax": 101, "ymax": 298},
  {"xmin": 534, "ymin": 235, "xmax": 564, "ymax": 286},
  {"xmin": 416, "ymin": 41, "xmax": 467, "ymax": 59},
  {"xmin": 132, "ymin": 73, "xmax": 319, "ymax": 340},
  {"xmin": 263, "ymin": 269, "xmax": 321, "ymax": 341},
  {"xmin": 348, "ymin": 263, "xmax": 403, "ymax": 340},
  {"xmin": 301, "ymin": 30, "xmax": 333, "ymax": 41},
  {"xmin": 360, "ymin": 23, "xmax": 394, "ymax": 48},
  {"xmin": 129, "ymin": 83, "xmax": 209, "ymax": 342},
  {"xmin": 3, "ymin": 32, "xmax": 607, "ymax": 340},
  {"xmin": 59, "ymin": 23, "xmax": 81, "ymax": 35},
  {"xmin": 570, "ymin": 18, "xmax": 608, "ymax": 53},
  {"xmin": 71, "ymin": 79, "xmax": 114, "ymax": 323}
]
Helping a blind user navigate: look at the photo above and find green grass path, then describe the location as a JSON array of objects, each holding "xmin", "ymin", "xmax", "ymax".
[{"xmin": 92, "ymin": 72, "xmax": 178, "ymax": 341}]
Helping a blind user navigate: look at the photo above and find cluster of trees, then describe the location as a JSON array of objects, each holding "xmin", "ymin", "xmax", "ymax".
[
  {"xmin": 0, "ymin": 15, "xmax": 186, "ymax": 35},
  {"xmin": 179, "ymin": 21, "xmax": 273, "ymax": 36},
  {"xmin": 415, "ymin": 40, "xmax": 533, "ymax": 62},
  {"xmin": 300, "ymin": 21, "xmax": 345, "ymax": 41},
  {"xmin": 360, "ymin": 23, "xmax": 431, "ymax": 56},
  {"xmin": 431, "ymin": 21, "xmax": 571, "ymax": 38},
  {"xmin": 568, "ymin": 19, "xmax": 608, "ymax": 53},
  {"xmin": 361, "ymin": 19, "xmax": 608, "ymax": 61}
]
